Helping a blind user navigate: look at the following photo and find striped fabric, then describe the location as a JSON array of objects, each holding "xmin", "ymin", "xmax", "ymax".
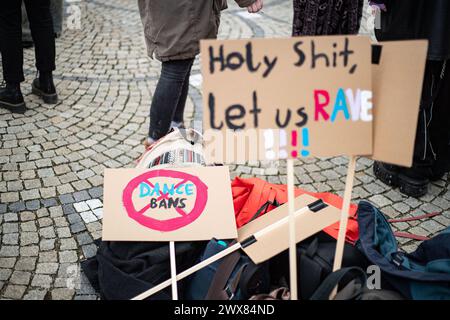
[{"xmin": 146, "ymin": 149, "xmax": 205, "ymax": 168}]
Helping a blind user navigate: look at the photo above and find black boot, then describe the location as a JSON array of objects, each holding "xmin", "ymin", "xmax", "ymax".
[
  {"xmin": 373, "ymin": 161, "xmax": 429, "ymax": 198},
  {"xmin": 0, "ymin": 82, "xmax": 26, "ymax": 114},
  {"xmin": 31, "ymin": 71, "xmax": 58, "ymax": 104}
]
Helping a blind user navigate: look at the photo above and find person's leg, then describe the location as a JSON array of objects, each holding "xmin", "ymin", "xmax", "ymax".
[
  {"xmin": 148, "ymin": 58, "xmax": 195, "ymax": 143},
  {"xmin": 25, "ymin": 0, "xmax": 58, "ymax": 104},
  {"xmin": 50, "ymin": 0, "xmax": 64, "ymax": 37},
  {"xmin": 172, "ymin": 61, "xmax": 193, "ymax": 127},
  {"xmin": 0, "ymin": 0, "xmax": 24, "ymax": 84},
  {"xmin": 0, "ymin": 0, "xmax": 26, "ymax": 112},
  {"xmin": 428, "ymin": 60, "xmax": 450, "ymax": 179},
  {"xmin": 373, "ymin": 60, "xmax": 445, "ymax": 197},
  {"xmin": 412, "ymin": 60, "xmax": 442, "ymax": 167},
  {"xmin": 22, "ymin": 2, "xmax": 34, "ymax": 48}
]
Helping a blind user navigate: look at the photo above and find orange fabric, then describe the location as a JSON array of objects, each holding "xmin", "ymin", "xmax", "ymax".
[{"xmin": 232, "ymin": 177, "xmax": 359, "ymax": 244}]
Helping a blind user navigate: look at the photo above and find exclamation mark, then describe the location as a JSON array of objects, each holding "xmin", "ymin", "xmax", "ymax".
[
  {"xmin": 279, "ymin": 130, "xmax": 287, "ymax": 159},
  {"xmin": 264, "ymin": 129, "xmax": 275, "ymax": 160},
  {"xmin": 301, "ymin": 127, "xmax": 310, "ymax": 157},
  {"xmin": 291, "ymin": 130, "xmax": 298, "ymax": 158}
]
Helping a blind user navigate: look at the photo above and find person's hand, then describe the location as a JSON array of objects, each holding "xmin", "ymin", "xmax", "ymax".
[
  {"xmin": 369, "ymin": 1, "xmax": 387, "ymax": 13},
  {"xmin": 247, "ymin": 0, "xmax": 263, "ymax": 13}
]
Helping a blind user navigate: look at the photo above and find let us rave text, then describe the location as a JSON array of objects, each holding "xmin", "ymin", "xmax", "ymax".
[{"xmin": 208, "ymin": 88, "xmax": 372, "ymax": 130}]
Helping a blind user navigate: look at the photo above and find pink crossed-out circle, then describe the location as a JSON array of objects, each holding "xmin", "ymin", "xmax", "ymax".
[{"xmin": 122, "ymin": 169, "xmax": 208, "ymax": 232}]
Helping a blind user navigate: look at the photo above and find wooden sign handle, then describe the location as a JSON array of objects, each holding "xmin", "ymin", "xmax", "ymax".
[
  {"xmin": 287, "ymin": 159, "xmax": 298, "ymax": 300},
  {"xmin": 169, "ymin": 241, "xmax": 178, "ymax": 300},
  {"xmin": 330, "ymin": 156, "xmax": 357, "ymax": 298}
]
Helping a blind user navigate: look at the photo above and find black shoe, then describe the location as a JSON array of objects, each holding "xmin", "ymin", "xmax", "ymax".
[
  {"xmin": 428, "ymin": 158, "xmax": 450, "ymax": 181},
  {"xmin": 0, "ymin": 82, "xmax": 26, "ymax": 114},
  {"xmin": 373, "ymin": 161, "xmax": 429, "ymax": 198},
  {"xmin": 397, "ymin": 169, "xmax": 429, "ymax": 198},
  {"xmin": 373, "ymin": 161, "xmax": 400, "ymax": 187},
  {"xmin": 31, "ymin": 73, "xmax": 58, "ymax": 104}
]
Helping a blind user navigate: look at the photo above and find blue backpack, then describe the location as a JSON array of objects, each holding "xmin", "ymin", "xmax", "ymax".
[{"xmin": 356, "ymin": 201, "xmax": 450, "ymax": 300}]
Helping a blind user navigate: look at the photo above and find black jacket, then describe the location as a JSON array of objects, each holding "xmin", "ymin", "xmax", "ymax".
[{"xmin": 374, "ymin": 0, "xmax": 450, "ymax": 60}]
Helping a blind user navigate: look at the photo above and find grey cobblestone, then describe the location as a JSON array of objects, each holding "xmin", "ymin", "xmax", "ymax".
[
  {"xmin": 31, "ymin": 275, "xmax": 53, "ymax": 288},
  {"xmin": 51, "ymin": 288, "xmax": 75, "ymax": 300},
  {"xmin": 15, "ymin": 258, "xmax": 37, "ymax": 271},
  {"xmin": 0, "ymin": 258, "xmax": 17, "ymax": 269},
  {"xmin": 10, "ymin": 271, "xmax": 31, "ymax": 286},
  {"xmin": 20, "ymin": 246, "xmax": 39, "ymax": 257},
  {"xmin": 36, "ymin": 263, "xmax": 59, "ymax": 275},
  {"xmin": 3, "ymin": 285, "xmax": 27, "ymax": 299},
  {"xmin": 23, "ymin": 289, "xmax": 48, "ymax": 300}
]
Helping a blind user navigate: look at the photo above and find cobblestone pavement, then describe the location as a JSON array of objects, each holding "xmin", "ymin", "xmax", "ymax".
[{"xmin": 0, "ymin": 0, "xmax": 449, "ymax": 300}]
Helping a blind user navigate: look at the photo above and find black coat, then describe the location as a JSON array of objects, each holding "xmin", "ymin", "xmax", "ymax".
[
  {"xmin": 292, "ymin": 0, "xmax": 364, "ymax": 36},
  {"xmin": 375, "ymin": 0, "xmax": 450, "ymax": 60}
]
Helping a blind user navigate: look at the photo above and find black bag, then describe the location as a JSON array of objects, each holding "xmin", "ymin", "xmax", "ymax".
[
  {"xmin": 81, "ymin": 240, "xmax": 206, "ymax": 300},
  {"xmin": 269, "ymin": 231, "xmax": 369, "ymax": 300},
  {"xmin": 310, "ymin": 267, "xmax": 405, "ymax": 300}
]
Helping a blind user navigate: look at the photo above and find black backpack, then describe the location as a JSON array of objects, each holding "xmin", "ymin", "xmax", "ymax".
[{"xmin": 269, "ymin": 231, "xmax": 369, "ymax": 299}]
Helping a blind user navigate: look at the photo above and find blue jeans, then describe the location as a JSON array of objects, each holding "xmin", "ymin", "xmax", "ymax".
[{"xmin": 149, "ymin": 58, "xmax": 194, "ymax": 140}]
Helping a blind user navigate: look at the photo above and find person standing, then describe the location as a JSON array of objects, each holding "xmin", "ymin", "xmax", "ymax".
[
  {"xmin": 371, "ymin": 0, "xmax": 450, "ymax": 197},
  {"xmin": 22, "ymin": 0, "xmax": 65, "ymax": 48},
  {"xmin": 138, "ymin": 0, "xmax": 263, "ymax": 148},
  {"xmin": 0, "ymin": 0, "xmax": 58, "ymax": 114},
  {"xmin": 292, "ymin": 0, "xmax": 364, "ymax": 36}
]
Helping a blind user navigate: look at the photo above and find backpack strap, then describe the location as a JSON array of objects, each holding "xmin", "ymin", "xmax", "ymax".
[
  {"xmin": 248, "ymin": 199, "xmax": 281, "ymax": 223},
  {"xmin": 388, "ymin": 212, "xmax": 442, "ymax": 241},
  {"xmin": 205, "ymin": 250, "xmax": 241, "ymax": 300},
  {"xmin": 299, "ymin": 238, "xmax": 324, "ymax": 299},
  {"xmin": 310, "ymin": 267, "xmax": 367, "ymax": 300},
  {"xmin": 388, "ymin": 212, "xmax": 441, "ymax": 223},
  {"xmin": 393, "ymin": 232, "xmax": 430, "ymax": 241}
]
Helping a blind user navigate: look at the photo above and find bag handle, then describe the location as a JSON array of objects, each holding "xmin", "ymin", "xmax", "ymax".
[{"xmin": 309, "ymin": 267, "xmax": 367, "ymax": 300}]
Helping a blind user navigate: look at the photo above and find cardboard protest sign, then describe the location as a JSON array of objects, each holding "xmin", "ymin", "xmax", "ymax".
[
  {"xmin": 102, "ymin": 166, "xmax": 237, "ymax": 241},
  {"xmin": 371, "ymin": 40, "xmax": 428, "ymax": 167},
  {"xmin": 200, "ymin": 36, "xmax": 373, "ymax": 163},
  {"xmin": 237, "ymin": 194, "xmax": 341, "ymax": 264}
]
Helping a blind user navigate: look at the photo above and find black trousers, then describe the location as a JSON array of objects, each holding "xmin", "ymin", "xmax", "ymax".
[
  {"xmin": 0, "ymin": 0, "xmax": 55, "ymax": 84},
  {"xmin": 149, "ymin": 58, "xmax": 194, "ymax": 140},
  {"xmin": 414, "ymin": 59, "xmax": 450, "ymax": 175}
]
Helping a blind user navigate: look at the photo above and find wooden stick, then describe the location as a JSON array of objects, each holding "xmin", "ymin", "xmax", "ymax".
[
  {"xmin": 169, "ymin": 241, "xmax": 178, "ymax": 300},
  {"xmin": 330, "ymin": 156, "xmax": 357, "ymax": 298},
  {"xmin": 132, "ymin": 242, "xmax": 242, "ymax": 300},
  {"xmin": 132, "ymin": 205, "xmax": 312, "ymax": 300},
  {"xmin": 287, "ymin": 159, "xmax": 298, "ymax": 300}
]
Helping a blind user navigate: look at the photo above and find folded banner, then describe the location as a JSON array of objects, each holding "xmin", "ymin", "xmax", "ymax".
[
  {"xmin": 200, "ymin": 35, "xmax": 373, "ymax": 163},
  {"xmin": 102, "ymin": 166, "xmax": 237, "ymax": 241}
]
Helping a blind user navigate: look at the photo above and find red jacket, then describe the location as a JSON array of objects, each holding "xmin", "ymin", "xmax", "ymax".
[{"xmin": 232, "ymin": 177, "xmax": 359, "ymax": 244}]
